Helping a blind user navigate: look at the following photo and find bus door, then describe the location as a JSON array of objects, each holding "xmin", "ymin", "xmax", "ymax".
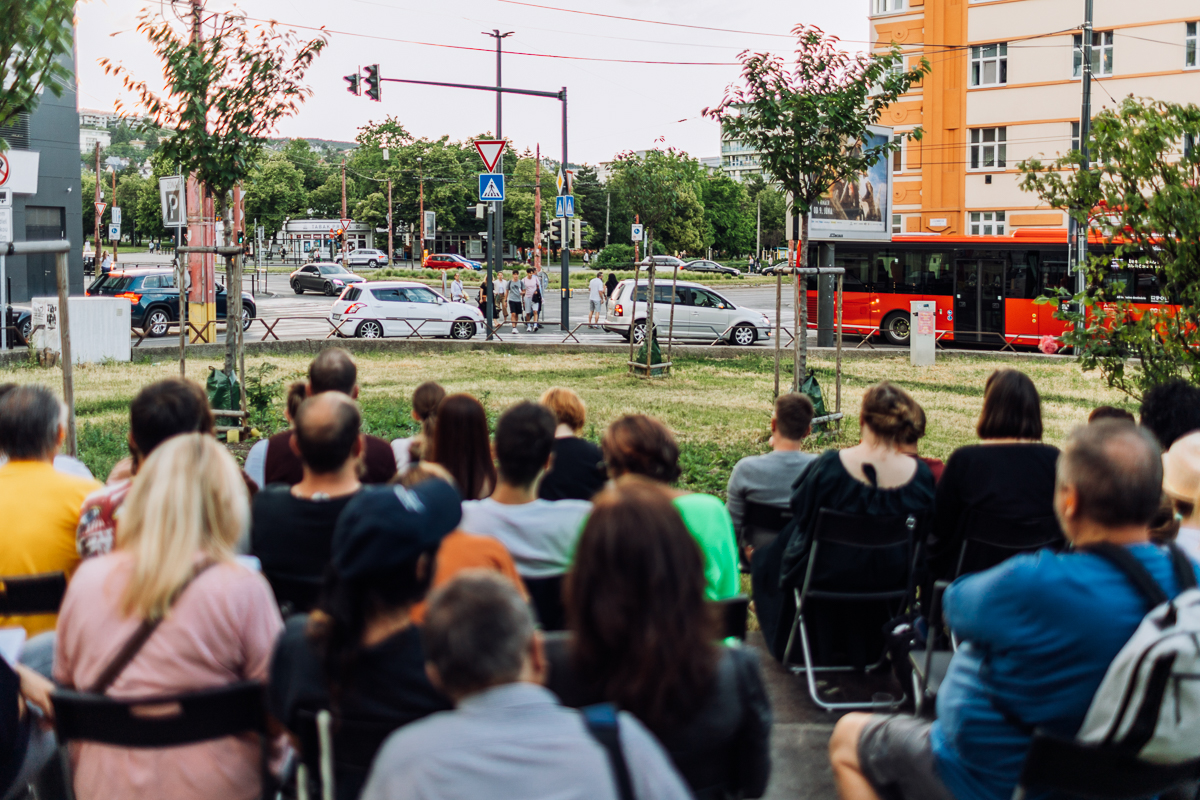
[{"xmin": 954, "ymin": 258, "xmax": 1006, "ymax": 342}]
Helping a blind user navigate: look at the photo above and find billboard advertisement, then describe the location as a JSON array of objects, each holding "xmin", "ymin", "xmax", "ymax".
[{"xmin": 808, "ymin": 125, "xmax": 893, "ymax": 242}]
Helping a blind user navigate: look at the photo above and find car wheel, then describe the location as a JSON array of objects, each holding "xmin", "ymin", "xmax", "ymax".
[
  {"xmin": 368, "ymin": 260, "xmax": 378, "ymax": 268},
  {"xmin": 631, "ymin": 321, "xmax": 647, "ymax": 344},
  {"xmin": 292, "ymin": 281, "xmax": 304, "ymax": 294},
  {"xmin": 324, "ymin": 282, "xmax": 337, "ymax": 297},
  {"xmin": 144, "ymin": 308, "xmax": 171, "ymax": 338},
  {"xmin": 451, "ymin": 319, "xmax": 477, "ymax": 340},
  {"xmin": 19, "ymin": 320, "xmax": 32, "ymax": 345},
  {"xmin": 731, "ymin": 324, "xmax": 757, "ymax": 346},
  {"xmin": 241, "ymin": 306, "xmax": 254, "ymax": 332},
  {"xmin": 357, "ymin": 320, "xmax": 384, "ymax": 339},
  {"xmin": 881, "ymin": 311, "xmax": 911, "ymax": 346}
]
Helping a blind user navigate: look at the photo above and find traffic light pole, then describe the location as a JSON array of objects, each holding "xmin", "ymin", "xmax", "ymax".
[
  {"xmin": 484, "ymin": 30, "xmax": 512, "ymax": 339},
  {"xmin": 376, "ymin": 75, "xmax": 570, "ymax": 332},
  {"xmin": 560, "ymin": 87, "xmax": 568, "ymax": 332}
]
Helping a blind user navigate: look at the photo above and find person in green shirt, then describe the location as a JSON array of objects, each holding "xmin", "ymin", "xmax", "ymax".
[{"xmin": 600, "ymin": 414, "xmax": 740, "ymax": 600}]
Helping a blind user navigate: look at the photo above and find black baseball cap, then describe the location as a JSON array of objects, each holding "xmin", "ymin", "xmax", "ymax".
[{"xmin": 332, "ymin": 479, "xmax": 462, "ymax": 579}]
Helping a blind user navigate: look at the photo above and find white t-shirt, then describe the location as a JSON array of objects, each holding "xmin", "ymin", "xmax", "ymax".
[
  {"xmin": 0, "ymin": 453, "xmax": 94, "ymax": 480},
  {"xmin": 523, "ymin": 276, "xmax": 538, "ymax": 299},
  {"xmin": 459, "ymin": 497, "xmax": 592, "ymax": 578},
  {"xmin": 451, "ymin": 280, "xmax": 464, "ymax": 301},
  {"xmin": 1177, "ymin": 526, "xmax": 1200, "ymax": 566},
  {"xmin": 588, "ymin": 277, "xmax": 604, "ymax": 302}
]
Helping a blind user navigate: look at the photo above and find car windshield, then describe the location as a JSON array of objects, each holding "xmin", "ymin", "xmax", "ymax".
[
  {"xmin": 319, "ymin": 265, "xmax": 348, "ymax": 275},
  {"xmin": 407, "ymin": 287, "xmax": 440, "ymax": 303},
  {"xmin": 88, "ymin": 275, "xmax": 134, "ymax": 294}
]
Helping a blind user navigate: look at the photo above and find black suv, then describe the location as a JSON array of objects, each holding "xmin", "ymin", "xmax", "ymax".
[{"xmin": 87, "ymin": 268, "xmax": 256, "ymax": 337}]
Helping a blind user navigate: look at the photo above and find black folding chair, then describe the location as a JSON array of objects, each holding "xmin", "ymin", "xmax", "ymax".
[
  {"xmin": 293, "ymin": 709, "xmax": 401, "ymax": 800},
  {"xmin": 51, "ymin": 681, "xmax": 272, "ymax": 800},
  {"xmin": 716, "ymin": 594, "xmax": 751, "ymax": 641},
  {"xmin": 738, "ymin": 501, "xmax": 793, "ymax": 572},
  {"xmin": 910, "ymin": 513, "xmax": 1064, "ymax": 716},
  {"xmin": 1013, "ymin": 733, "xmax": 1200, "ymax": 800},
  {"xmin": 264, "ymin": 571, "xmax": 325, "ymax": 617},
  {"xmin": 780, "ymin": 509, "xmax": 918, "ymax": 711},
  {"xmin": 0, "ymin": 572, "xmax": 67, "ymax": 616}
]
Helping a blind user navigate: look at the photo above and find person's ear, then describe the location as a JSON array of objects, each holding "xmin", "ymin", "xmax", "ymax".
[
  {"xmin": 528, "ymin": 631, "xmax": 548, "ymax": 686},
  {"xmin": 289, "ymin": 432, "xmax": 301, "ymax": 458},
  {"xmin": 425, "ymin": 663, "xmax": 447, "ymax": 696},
  {"xmin": 305, "ymin": 382, "xmax": 314, "ymax": 398},
  {"xmin": 352, "ymin": 433, "xmax": 365, "ymax": 459},
  {"xmin": 803, "ymin": 425, "xmax": 812, "ymax": 439},
  {"xmin": 55, "ymin": 423, "xmax": 66, "ymax": 449},
  {"xmin": 351, "ymin": 386, "xmax": 360, "ymax": 400}
]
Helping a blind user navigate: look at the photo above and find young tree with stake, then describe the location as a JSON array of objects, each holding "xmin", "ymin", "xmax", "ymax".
[{"xmin": 705, "ymin": 25, "xmax": 929, "ymax": 387}]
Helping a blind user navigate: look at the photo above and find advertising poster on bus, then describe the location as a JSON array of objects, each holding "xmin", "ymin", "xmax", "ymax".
[{"xmin": 809, "ymin": 125, "xmax": 893, "ymax": 242}]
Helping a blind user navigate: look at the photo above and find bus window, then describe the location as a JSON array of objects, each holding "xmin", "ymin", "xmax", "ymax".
[
  {"xmin": 874, "ymin": 249, "xmax": 898, "ymax": 294},
  {"xmin": 1040, "ymin": 256, "xmax": 1070, "ymax": 298},
  {"xmin": 835, "ymin": 251, "xmax": 871, "ymax": 291},
  {"xmin": 925, "ymin": 252, "xmax": 953, "ymax": 295},
  {"xmin": 1007, "ymin": 251, "xmax": 1037, "ymax": 299},
  {"xmin": 895, "ymin": 251, "xmax": 922, "ymax": 294}
]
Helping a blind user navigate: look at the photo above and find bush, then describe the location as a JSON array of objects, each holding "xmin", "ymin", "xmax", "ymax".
[{"xmin": 595, "ymin": 244, "xmax": 634, "ymax": 267}]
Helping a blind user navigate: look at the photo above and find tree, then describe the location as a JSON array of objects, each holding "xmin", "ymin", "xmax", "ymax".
[
  {"xmin": 353, "ymin": 192, "xmax": 388, "ymax": 231},
  {"xmin": 0, "ymin": 0, "xmax": 73, "ymax": 148},
  {"xmin": 81, "ymin": 170, "xmax": 97, "ymax": 241},
  {"xmin": 572, "ymin": 165, "xmax": 608, "ymax": 249},
  {"xmin": 705, "ymin": 25, "xmax": 929, "ymax": 379},
  {"xmin": 745, "ymin": 176, "xmax": 786, "ymax": 254},
  {"xmin": 103, "ymin": 3, "xmax": 326, "ymax": 376},
  {"xmin": 702, "ymin": 174, "xmax": 755, "ymax": 257},
  {"xmin": 607, "ymin": 148, "xmax": 707, "ymax": 255},
  {"xmin": 1019, "ymin": 96, "xmax": 1200, "ymax": 398},
  {"xmin": 281, "ymin": 138, "xmax": 330, "ymax": 192},
  {"xmin": 244, "ymin": 153, "xmax": 307, "ymax": 238},
  {"xmin": 115, "ymin": 173, "xmax": 149, "ymax": 243}
]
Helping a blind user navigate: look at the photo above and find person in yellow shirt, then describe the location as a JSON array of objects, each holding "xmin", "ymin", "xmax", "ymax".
[{"xmin": 0, "ymin": 384, "xmax": 100, "ymax": 635}]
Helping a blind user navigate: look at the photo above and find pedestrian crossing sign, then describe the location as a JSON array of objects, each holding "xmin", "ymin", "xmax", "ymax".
[
  {"xmin": 479, "ymin": 173, "xmax": 505, "ymax": 201},
  {"xmin": 554, "ymin": 195, "xmax": 574, "ymax": 218}
]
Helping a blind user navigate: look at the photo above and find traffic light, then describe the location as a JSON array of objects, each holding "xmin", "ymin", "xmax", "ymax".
[
  {"xmin": 475, "ymin": 203, "xmax": 485, "ymax": 220},
  {"xmin": 344, "ymin": 72, "xmax": 361, "ymax": 96},
  {"xmin": 236, "ymin": 229, "xmax": 245, "ymax": 245},
  {"xmin": 572, "ymin": 219, "xmax": 581, "ymax": 249},
  {"xmin": 364, "ymin": 64, "xmax": 381, "ymax": 102}
]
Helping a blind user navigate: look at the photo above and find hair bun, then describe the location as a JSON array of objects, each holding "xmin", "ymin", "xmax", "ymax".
[{"xmin": 860, "ymin": 381, "xmax": 921, "ymax": 445}]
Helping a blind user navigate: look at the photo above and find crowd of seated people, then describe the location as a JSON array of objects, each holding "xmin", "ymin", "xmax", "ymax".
[{"xmin": 4, "ymin": 347, "xmax": 1200, "ymax": 800}]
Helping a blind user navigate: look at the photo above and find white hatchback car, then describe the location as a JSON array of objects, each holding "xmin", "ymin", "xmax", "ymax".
[
  {"xmin": 603, "ymin": 279, "xmax": 772, "ymax": 346},
  {"xmin": 330, "ymin": 281, "xmax": 485, "ymax": 340}
]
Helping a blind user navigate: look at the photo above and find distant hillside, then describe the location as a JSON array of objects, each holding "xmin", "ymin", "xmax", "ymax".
[{"xmin": 266, "ymin": 137, "xmax": 356, "ymax": 150}]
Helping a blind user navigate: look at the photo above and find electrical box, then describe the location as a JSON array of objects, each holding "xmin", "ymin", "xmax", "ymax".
[
  {"xmin": 32, "ymin": 297, "xmax": 132, "ymax": 364},
  {"xmin": 910, "ymin": 300, "xmax": 936, "ymax": 367}
]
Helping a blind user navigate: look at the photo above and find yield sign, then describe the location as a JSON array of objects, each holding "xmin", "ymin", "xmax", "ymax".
[
  {"xmin": 94, "ymin": 201, "xmax": 107, "ymax": 217},
  {"xmin": 0, "ymin": 154, "xmax": 8, "ymax": 186},
  {"xmin": 340, "ymin": 218, "xmax": 352, "ymax": 230},
  {"xmin": 474, "ymin": 139, "xmax": 506, "ymax": 173}
]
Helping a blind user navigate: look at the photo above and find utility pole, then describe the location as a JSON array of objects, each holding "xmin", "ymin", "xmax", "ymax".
[
  {"xmin": 111, "ymin": 168, "xmax": 118, "ymax": 263},
  {"xmin": 534, "ymin": 144, "xmax": 542, "ymax": 272},
  {"xmin": 560, "ymin": 86, "xmax": 569, "ymax": 331},
  {"xmin": 387, "ymin": 178, "xmax": 393, "ymax": 267},
  {"xmin": 340, "ymin": 159, "xmax": 349, "ymax": 264},
  {"xmin": 483, "ymin": 29, "xmax": 512, "ymax": 340},
  {"xmin": 605, "ymin": 191, "xmax": 610, "ymax": 249},
  {"xmin": 93, "ymin": 143, "xmax": 101, "ymax": 261},
  {"xmin": 417, "ymin": 157, "xmax": 424, "ymax": 266},
  {"xmin": 756, "ymin": 196, "xmax": 762, "ymax": 265},
  {"xmin": 1074, "ymin": 0, "xmax": 1094, "ymax": 311}
]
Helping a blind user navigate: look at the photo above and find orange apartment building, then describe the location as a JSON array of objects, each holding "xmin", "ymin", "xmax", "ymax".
[{"xmin": 871, "ymin": 0, "xmax": 1200, "ymax": 238}]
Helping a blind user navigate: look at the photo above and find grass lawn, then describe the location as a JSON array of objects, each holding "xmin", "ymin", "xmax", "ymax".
[{"xmin": 6, "ymin": 349, "xmax": 1133, "ymax": 490}]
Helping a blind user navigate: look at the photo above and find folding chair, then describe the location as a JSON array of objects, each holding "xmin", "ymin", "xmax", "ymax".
[
  {"xmin": 292, "ymin": 709, "xmax": 402, "ymax": 800},
  {"xmin": 264, "ymin": 571, "xmax": 325, "ymax": 617},
  {"xmin": 910, "ymin": 514, "xmax": 1064, "ymax": 716},
  {"xmin": 0, "ymin": 572, "xmax": 67, "ymax": 616},
  {"xmin": 715, "ymin": 594, "xmax": 751, "ymax": 641},
  {"xmin": 51, "ymin": 681, "xmax": 272, "ymax": 800},
  {"xmin": 1012, "ymin": 733, "xmax": 1200, "ymax": 800},
  {"xmin": 738, "ymin": 501, "xmax": 793, "ymax": 572},
  {"xmin": 780, "ymin": 509, "xmax": 918, "ymax": 711}
]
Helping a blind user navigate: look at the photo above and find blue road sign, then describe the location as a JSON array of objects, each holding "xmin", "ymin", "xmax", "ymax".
[
  {"xmin": 555, "ymin": 195, "xmax": 575, "ymax": 218},
  {"xmin": 479, "ymin": 173, "xmax": 505, "ymax": 201}
]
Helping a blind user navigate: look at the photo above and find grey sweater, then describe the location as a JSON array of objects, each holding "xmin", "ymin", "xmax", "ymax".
[{"xmin": 725, "ymin": 449, "xmax": 816, "ymax": 532}]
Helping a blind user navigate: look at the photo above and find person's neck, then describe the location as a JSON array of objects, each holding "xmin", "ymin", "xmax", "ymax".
[
  {"xmin": 772, "ymin": 436, "xmax": 803, "ymax": 453},
  {"xmin": 1070, "ymin": 522, "xmax": 1151, "ymax": 548},
  {"xmin": 362, "ymin": 606, "xmax": 413, "ymax": 647},
  {"xmin": 490, "ymin": 480, "xmax": 538, "ymax": 506},
  {"xmin": 554, "ymin": 423, "xmax": 575, "ymax": 439},
  {"xmin": 293, "ymin": 465, "xmax": 361, "ymax": 499}
]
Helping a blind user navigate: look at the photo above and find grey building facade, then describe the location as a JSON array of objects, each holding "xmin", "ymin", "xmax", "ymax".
[{"xmin": 3, "ymin": 48, "xmax": 84, "ymax": 304}]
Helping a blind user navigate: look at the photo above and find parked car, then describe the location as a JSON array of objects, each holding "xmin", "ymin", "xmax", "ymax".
[
  {"xmin": 636, "ymin": 255, "xmax": 687, "ymax": 270},
  {"xmin": 424, "ymin": 253, "xmax": 483, "ymax": 271},
  {"xmin": 683, "ymin": 259, "xmax": 741, "ymax": 277},
  {"xmin": 290, "ymin": 263, "xmax": 367, "ymax": 296},
  {"xmin": 603, "ymin": 279, "xmax": 771, "ymax": 346},
  {"xmin": 333, "ymin": 248, "xmax": 390, "ymax": 268},
  {"xmin": 86, "ymin": 268, "xmax": 256, "ymax": 338},
  {"xmin": 760, "ymin": 261, "xmax": 790, "ymax": 276},
  {"xmin": 4, "ymin": 304, "xmax": 31, "ymax": 347},
  {"xmin": 330, "ymin": 281, "xmax": 485, "ymax": 340}
]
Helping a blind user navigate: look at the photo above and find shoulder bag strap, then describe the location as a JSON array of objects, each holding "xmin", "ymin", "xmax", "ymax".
[
  {"xmin": 88, "ymin": 561, "xmax": 217, "ymax": 695},
  {"xmin": 582, "ymin": 703, "xmax": 636, "ymax": 800},
  {"xmin": 1167, "ymin": 543, "xmax": 1198, "ymax": 592},
  {"xmin": 1083, "ymin": 541, "xmax": 1169, "ymax": 610}
]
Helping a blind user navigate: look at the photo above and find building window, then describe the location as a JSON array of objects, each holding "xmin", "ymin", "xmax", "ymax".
[
  {"xmin": 1187, "ymin": 22, "xmax": 1197, "ymax": 68},
  {"xmin": 1071, "ymin": 121, "xmax": 1080, "ymax": 152},
  {"xmin": 1074, "ymin": 31, "xmax": 1114, "ymax": 77},
  {"xmin": 1186, "ymin": 133, "xmax": 1196, "ymax": 157},
  {"xmin": 970, "ymin": 127, "xmax": 1007, "ymax": 170},
  {"xmin": 970, "ymin": 43, "xmax": 1008, "ymax": 86},
  {"xmin": 893, "ymin": 134, "xmax": 904, "ymax": 172},
  {"xmin": 873, "ymin": 0, "xmax": 904, "ymax": 13},
  {"xmin": 969, "ymin": 211, "xmax": 1006, "ymax": 236}
]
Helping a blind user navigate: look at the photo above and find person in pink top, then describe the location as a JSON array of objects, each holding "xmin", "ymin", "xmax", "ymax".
[{"xmin": 52, "ymin": 434, "xmax": 283, "ymax": 800}]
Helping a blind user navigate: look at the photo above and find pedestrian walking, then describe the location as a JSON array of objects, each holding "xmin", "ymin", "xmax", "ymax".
[
  {"xmin": 536, "ymin": 265, "xmax": 549, "ymax": 330},
  {"xmin": 523, "ymin": 268, "xmax": 540, "ymax": 332},
  {"xmin": 587, "ymin": 273, "xmax": 605, "ymax": 329},
  {"xmin": 506, "ymin": 269, "xmax": 523, "ymax": 333},
  {"xmin": 450, "ymin": 272, "xmax": 464, "ymax": 303}
]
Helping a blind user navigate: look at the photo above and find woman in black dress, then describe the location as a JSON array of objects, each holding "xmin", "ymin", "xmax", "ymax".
[
  {"xmin": 752, "ymin": 382, "xmax": 936, "ymax": 661},
  {"xmin": 925, "ymin": 368, "xmax": 1062, "ymax": 581}
]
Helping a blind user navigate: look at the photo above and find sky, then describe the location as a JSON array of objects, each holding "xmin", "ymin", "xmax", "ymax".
[{"xmin": 75, "ymin": 0, "xmax": 866, "ymax": 165}]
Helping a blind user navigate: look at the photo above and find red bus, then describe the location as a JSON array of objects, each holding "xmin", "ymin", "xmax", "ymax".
[{"xmin": 803, "ymin": 229, "xmax": 1171, "ymax": 347}]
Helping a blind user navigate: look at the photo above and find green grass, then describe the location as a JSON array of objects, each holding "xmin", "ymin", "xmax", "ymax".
[{"xmin": 7, "ymin": 349, "xmax": 1132, "ymax": 487}]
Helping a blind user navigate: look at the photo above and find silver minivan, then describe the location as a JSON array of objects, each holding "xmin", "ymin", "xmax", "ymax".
[{"xmin": 603, "ymin": 279, "xmax": 772, "ymax": 346}]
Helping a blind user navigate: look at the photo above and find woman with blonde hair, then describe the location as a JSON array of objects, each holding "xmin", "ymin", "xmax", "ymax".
[
  {"xmin": 53, "ymin": 434, "xmax": 283, "ymax": 800},
  {"xmin": 538, "ymin": 387, "xmax": 606, "ymax": 501}
]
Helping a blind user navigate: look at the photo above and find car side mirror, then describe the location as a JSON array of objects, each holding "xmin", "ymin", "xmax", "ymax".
[{"xmin": 717, "ymin": 304, "xmax": 726, "ymax": 309}]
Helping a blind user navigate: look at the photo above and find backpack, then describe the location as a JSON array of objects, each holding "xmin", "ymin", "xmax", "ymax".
[{"xmin": 1075, "ymin": 542, "xmax": 1200, "ymax": 765}]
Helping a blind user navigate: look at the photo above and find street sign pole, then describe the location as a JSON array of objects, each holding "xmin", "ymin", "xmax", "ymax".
[{"xmin": 560, "ymin": 87, "xmax": 569, "ymax": 332}]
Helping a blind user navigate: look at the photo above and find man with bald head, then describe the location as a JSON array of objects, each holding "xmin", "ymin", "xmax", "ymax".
[
  {"xmin": 831, "ymin": 419, "xmax": 1200, "ymax": 800},
  {"xmin": 251, "ymin": 392, "xmax": 365, "ymax": 609}
]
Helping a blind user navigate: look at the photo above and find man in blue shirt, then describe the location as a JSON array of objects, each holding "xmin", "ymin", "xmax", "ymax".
[{"xmin": 829, "ymin": 419, "xmax": 1199, "ymax": 800}]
